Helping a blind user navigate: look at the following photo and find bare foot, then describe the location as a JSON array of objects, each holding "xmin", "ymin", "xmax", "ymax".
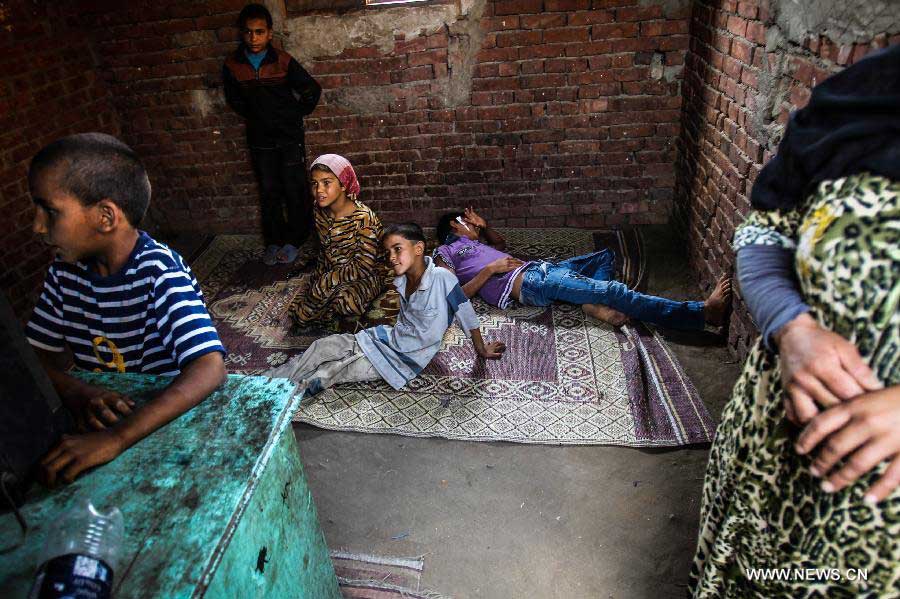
[
  {"xmin": 703, "ymin": 274, "xmax": 733, "ymax": 326},
  {"xmin": 583, "ymin": 303, "xmax": 629, "ymax": 327}
]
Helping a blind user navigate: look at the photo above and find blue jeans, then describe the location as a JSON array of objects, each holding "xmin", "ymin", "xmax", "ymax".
[{"xmin": 518, "ymin": 249, "xmax": 705, "ymax": 330}]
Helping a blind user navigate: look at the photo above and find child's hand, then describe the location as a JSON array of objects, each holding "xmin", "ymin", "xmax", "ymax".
[
  {"xmin": 795, "ymin": 385, "xmax": 900, "ymax": 503},
  {"xmin": 464, "ymin": 207, "xmax": 487, "ymax": 230},
  {"xmin": 40, "ymin": 430, "xmax": 126, "ymax": 487},
  {"xmin": 477, "ymin": 341, "xmax": 506, "ymax": 359},
  {"xmin": 487, "ymin": 257, "xmax": 524, "ymax": 275},
  {"xmin": 75, "ymin": 385, "xmax": 135, "ymax": 430},
  {"xmin": 776, "ymin": 314, "xmax": 881, "ymax": 425}
]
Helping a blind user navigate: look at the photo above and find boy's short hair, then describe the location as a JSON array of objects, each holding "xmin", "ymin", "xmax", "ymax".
[
  {"xmin": 435, "ymin": 212, "xmax": 464, "ymax": 244},
  {"xmin": 237, "ymin": 3, "xmax": 273, "ymax": 28},
  {"xmin": 29, "ymin": 133, "xmax": 151, "ymax": 227},
  {"xmin": 384, "ymin": 223, "xmax": 426, "ymax": 245}
]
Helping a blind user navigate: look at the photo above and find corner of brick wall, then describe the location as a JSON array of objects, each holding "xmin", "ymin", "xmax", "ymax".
[
  {"xmin": 673, "ymin": 0, "xmax": 899, "ymax": 358},
  {"xmin": 0, "ymin": 0, "xmax": 122, "ymax": 319}
]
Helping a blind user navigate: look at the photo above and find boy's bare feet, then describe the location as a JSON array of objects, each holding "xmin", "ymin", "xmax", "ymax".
[
  {"xmin": 583, "ymin": 303, "xmax": 629, "ymax": 327},
  {"xmin": 703, "ymin": 275, "xmax": 732, "ymax": 326}
]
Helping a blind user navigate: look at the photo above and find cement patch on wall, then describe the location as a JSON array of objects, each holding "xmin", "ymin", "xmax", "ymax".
[
  {"xmin": 284, "ymin": 1, "xmax": 473, "ymax": 61},
  {"xmin": 191, "ymin": 88, "xmax": 223, "ymax": 119},
  {"xmin": 773, "ymin": 0, "xmax": 899, "ymax": 45},
  {"xmin": 748, "ymin": 0, "xmax": 899, "ymax": 146},
  {"xmin": 283, "ymin": 0, "xmax": 486, "ymax": 113}
]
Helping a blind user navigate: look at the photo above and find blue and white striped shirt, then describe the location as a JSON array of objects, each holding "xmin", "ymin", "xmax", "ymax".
[
  {"xmin": 26, "ymin": 232, "xmax": 225, "ymax": 376},
  {"xmin": 356, "ymin": 257, "xmax": 480, "ymax": 390}
]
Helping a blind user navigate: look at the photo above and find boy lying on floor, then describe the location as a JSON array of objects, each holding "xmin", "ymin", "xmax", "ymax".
[
  {"xmin": 267, "ymin": 223, "xmax": 505, "ymax": 393},
  {"xmin": 25, "ymin": 133, "xmax": 227, "ymax": 486},
  {"xmin": 433, "ymin": 208, "xmax": 731, "ymax": 331}
]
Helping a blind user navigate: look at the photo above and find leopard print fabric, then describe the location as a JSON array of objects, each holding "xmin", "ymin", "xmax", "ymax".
[{"xmin": 690, "ymin": 174, "xmax": 900, "ymax": 597}]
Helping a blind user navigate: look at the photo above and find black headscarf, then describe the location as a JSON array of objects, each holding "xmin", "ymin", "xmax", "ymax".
[{"xmin": 751, "ymin": 43, "xmax": 900, "ymax": 210}]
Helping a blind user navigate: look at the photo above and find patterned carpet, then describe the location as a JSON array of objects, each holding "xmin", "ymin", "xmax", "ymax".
[
  {"xmin": 192, "ymin": 229, "xmax": 714, "ymax": 447},
  {"xmin": 331, "ymin": 551, "xmax": 446, "ymax": 598}
]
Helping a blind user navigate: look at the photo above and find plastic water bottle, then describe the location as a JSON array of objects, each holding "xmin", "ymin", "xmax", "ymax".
[{"xmin": 30, "ymin": 500, "xmax": 124, "ymax": 599}]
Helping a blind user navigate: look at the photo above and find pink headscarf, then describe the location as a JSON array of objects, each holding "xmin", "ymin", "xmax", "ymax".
[{"xmin": 310, "ymin": 154, "xmax": 360, "ymax": 200}]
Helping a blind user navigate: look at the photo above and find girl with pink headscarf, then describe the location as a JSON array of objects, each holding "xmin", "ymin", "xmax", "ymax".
[{"xmin": 290, "ymin": 154, "xmax": 391, "ymax": 327}]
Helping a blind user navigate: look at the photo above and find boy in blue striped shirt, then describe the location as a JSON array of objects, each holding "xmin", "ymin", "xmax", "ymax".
[
  {"xmin": 267, "ymin": 223, "xmax": 505, "ymax": 393},
  {"xmin": 25, "ymin": 133, "xmax": 227, "ymax": 485}
]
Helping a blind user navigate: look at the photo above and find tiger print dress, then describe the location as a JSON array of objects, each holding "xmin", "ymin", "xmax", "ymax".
[
  {"xmin": 290, "ymin": 201, "xmax": 390, "ymax": 325},
  {"xmin": 690, "ymin": 174, "xmax": 900, "ymax": 597}
]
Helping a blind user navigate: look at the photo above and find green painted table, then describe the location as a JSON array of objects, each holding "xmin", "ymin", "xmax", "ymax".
[{"xmin": 0, "ymin": 373, "xmax": 340, "ymax": 598}]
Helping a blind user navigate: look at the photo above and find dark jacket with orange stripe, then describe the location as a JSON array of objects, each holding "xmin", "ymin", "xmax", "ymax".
[{"xmin": 223, "ymin": 44, "xmax": 321, "ymax": 148}]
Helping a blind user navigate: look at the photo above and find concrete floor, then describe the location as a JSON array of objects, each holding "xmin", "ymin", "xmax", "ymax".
[{"xmin": 288, "ymin": 226, "xmax": 743, "ymax": 599}]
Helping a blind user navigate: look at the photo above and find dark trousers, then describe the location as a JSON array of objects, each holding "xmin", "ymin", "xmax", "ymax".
[{"xmin": 250, "ymin": 143, "xmax": 312, "ymax": 247}]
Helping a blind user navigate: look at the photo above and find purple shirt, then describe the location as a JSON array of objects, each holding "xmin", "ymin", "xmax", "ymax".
[{"xmin": 434, "ymin": 237, "xmax": 533, "ymax": 308}]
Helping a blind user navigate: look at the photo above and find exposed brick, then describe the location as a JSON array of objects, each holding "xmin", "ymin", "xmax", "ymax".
[
  {"xmin": 544, "ymin": 27, "xmax": 591, "ymax": 44},
  {"xmin": 610, "ymin": 124, "xmax": 654, "ymax": 138},
  {"xmin": 483, "ymin": 16, "xmax": 520, "ymax": 31},
  {"xmin": 592, "ymin": 22, "xmax": 639, "ymax": 39},
  {"xmin": 546, "ymin": 57, "xmax": 589, "ymax": 72},
  {"xmin": 520, "ymin": 14, "xmax": 567, "ymax": 29},
  {"xmin": 521, "ymin": 59, "xmax": 545, "ymax": 74},
  {"xmin": 408, "ymin": 49, "xmax": 447, "ymax": 67},
  {"xmin": 497, "ymin": 62, "xmax": 519, "ymax": 76},
  {"xmin": 472, "ymin": 76, "xmax": 520, "ymax": 91},
  {"xmin": 658, "ymin": 35, "xmax": 689, "ymax": 51},
  {"xmin": 616, "ymin": 5, "xmax": 663, "ymax": 21},
  {"xmin": 395, "ymin": 35, "xmax": 433, "ymax": 54},
  {"xmin": 496, "ymin": 30, "xmax": 543, "ymax": 48},
  {"xmin": 737, "ymin": 2, "xmax": 758, "ymax": 18},
  {"xmin": 568, "ymin": 11, "xmax": 615, "ymax": 26},
  {"xmin": 791, "ymin": 56, "xmax": 815, "ymax": 86},
  {"xmin": 519, "ymin": 73, "xmax": 566, "ymax": 88},
  {"xmin": 726, "ymin": 16, "xmax": 748, "ymax": 37},
  {"xmin": 519, "ymin": 44, "xmax": 569, "ymax": 59},
  {"xmin": 476, "ymin": 63, "xmax": 501, "ymax": 78},
  {"xmin": 495, "ymin": 0, "xmax": 544, "ymax": 15},
  {"xmin": 477, "ymin": 47, "xmax": 520, "ymax": 62},
  {"xmin": 730, "ymin": 38, "xmax": 753, "ymax": 63},
  {"xmin": 545, "ymin": 0, "xmax": 591, "ymax": 10}
]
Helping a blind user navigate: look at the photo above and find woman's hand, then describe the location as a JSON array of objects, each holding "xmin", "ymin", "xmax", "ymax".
[
  {"xmin": 796, "ymin": 385, "xmax": 900, "ymax": 504},
  {"xmin": 775, "ymin": 313, "xmax": 882, "ymax": 424}
]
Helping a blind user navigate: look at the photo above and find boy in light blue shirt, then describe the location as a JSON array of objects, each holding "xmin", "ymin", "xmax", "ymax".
[{"xmin": 267, "ymin": 223, "xmax": 505, "ymax": 393}]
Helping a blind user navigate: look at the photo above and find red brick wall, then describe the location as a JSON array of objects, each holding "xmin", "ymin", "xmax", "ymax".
[
  {"xmin": 0, "ymin": 0, "xmax": 121, "ymax": 318},
  {"xmin": 58, "ymin": 0, "xmax": 691, "ymax": 236},
  {"xmin": 62, "ymin": 0, "xmax": 254, "ymax": 234},
  {"xmin": 674, "ymin": 0, "xmax": 899, "ymax": 356},
  {"xmin": 302, "ymin": 0, "xmax": 691, "ymax": 228}
]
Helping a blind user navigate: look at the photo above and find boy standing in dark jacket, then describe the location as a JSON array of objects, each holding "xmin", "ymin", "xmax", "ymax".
[{"xmin": 223, "ymin": 4, "xmax": 321, "ymax": 265}]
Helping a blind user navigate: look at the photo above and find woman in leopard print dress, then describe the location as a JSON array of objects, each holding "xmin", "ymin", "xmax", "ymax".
[
  {"xmin": 691, "ymin": 45, "xmax": 900, "ymax": 597},
  {"xmin": 691, "ymin": 174, "xmax": 900, "ymax": 597}
]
